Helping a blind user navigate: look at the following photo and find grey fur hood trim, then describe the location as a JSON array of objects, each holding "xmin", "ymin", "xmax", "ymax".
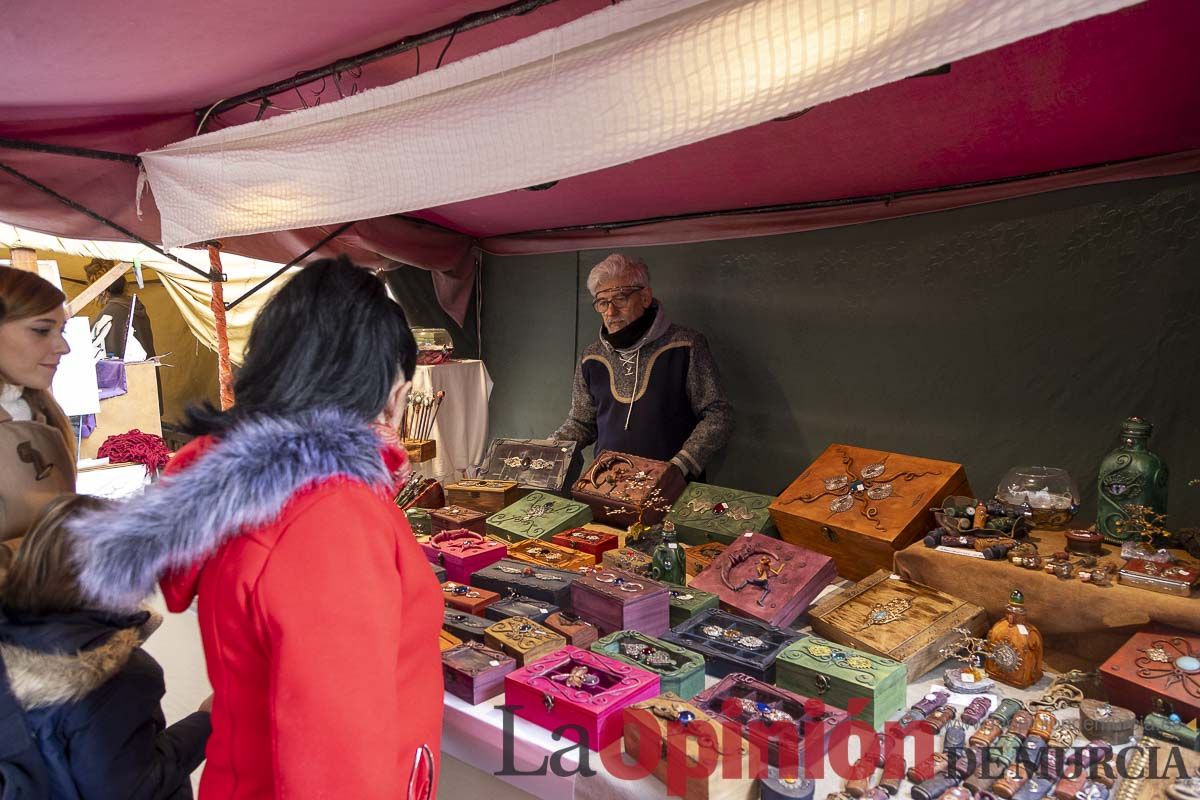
[{"xmin": 0, "ymin": 627, "xmax": 139, "ymax": 711}]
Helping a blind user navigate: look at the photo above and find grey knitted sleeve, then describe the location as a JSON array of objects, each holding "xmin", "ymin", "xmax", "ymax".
[
  {"xmin": 673, "ymin": 333, "xmax": 734, "ymax": 475},
  {"xmin": 550, "ymin": 360, "xmax": 598, "ymax": 447}
]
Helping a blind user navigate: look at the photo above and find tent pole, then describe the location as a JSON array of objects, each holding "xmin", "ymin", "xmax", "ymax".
[
  {"xmin": 223, "ymin": 221, "xmax": 356, "ymax": 312},
  {"xmin": 0, "ymin": 138, "xmax": 141, "ymax": 165},
  {"xmin": 206, "ymin": 243, "xmax": 237, "ymax": 410}
]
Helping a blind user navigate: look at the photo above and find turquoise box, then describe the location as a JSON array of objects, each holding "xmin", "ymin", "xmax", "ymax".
[{"xmin": 591, "ymin": 629, "xmax": 706, "ymax": 700}]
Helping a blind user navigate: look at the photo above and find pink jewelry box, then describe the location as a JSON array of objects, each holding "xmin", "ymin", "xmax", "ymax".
[
  {"xmin": 420, "ymin": 528, "xmax": 507, "ymax": 584},
  {"xmin": 504, "ymin": 645, "xmax": 660, "ymax": 751},
  {"xmin": 571, "ymin": 567, "xmax": 670, "ymax": 637}
]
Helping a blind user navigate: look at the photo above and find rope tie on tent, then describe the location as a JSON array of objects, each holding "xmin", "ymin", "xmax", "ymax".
[{"xmin": 206, "ymin": 242, "xmax": 236, "ymax": 410}]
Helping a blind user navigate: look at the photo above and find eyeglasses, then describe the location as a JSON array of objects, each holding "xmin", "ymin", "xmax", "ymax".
[{"xmin": 592, "ymin": 285, "xmax": 645, "ymax": 313}]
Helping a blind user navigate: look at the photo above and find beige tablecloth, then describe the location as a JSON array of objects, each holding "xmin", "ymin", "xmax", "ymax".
[{"xmin": 412, "ymin": 359, "xmax": 493, "ymax": 484}]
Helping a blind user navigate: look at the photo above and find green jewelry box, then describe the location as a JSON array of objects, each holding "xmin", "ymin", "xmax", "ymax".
[
  {"xmin": 405, "ymin": 507, "xmax": 432, "ymax": 535},
  {"xmin": 665, "ymin": 583, "xmax": 720, "ymax": 628},
  {"xmin": 774, "ymin": 635, "xmax": 907, "ymax": 730},
  {"xmin": 591, "ymin": 630, "xmax": 707, "ymax": 700},
  {"xmin": 664, "ymin": 482, "xmax": 777, "ymax": 546},
  {"xmin": 485, "ymin": 491, "xmax": 592, "ymax": 543}
]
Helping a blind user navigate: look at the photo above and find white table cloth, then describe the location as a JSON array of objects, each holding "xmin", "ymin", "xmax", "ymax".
[{"xmin": 412, "ymin": 359, "xmax": 493, "ymax": 484}]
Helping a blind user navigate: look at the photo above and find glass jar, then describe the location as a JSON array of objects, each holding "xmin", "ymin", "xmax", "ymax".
[
  {"xmin": 995, "ymin": 466, "xmax": 1080, "ymax": 530},
  {"xmin": 411, "ymin": 327, "xmax": 454, "ymax": 365}
]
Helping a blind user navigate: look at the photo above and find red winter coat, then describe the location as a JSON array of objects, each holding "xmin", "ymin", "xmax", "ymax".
[{"xmin": 72, "ymin": 411, "xmax": 443, "ymax": 800}]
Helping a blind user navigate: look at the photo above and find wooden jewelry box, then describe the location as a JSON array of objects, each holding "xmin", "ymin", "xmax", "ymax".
[
  {"xmin": 470, "ymin": 558, "xmax": 578, "ymax": 612},
  {"xmin": 775, "ymin": 635, "xmax": 908, "ymax": 729},
  {"xmin": 662, "ymin": 608, "xmax": 804, "ymax": 682},
  {"xmin": 406, "ymin": 507, "xmax": 433, "ymax": 535},
  {"xmin": 602, "ymin": 547, "xmax": 653, "ymax": 576},
  {"xmin": 441, "ymin": 581, "xmax": 500, "ymax": 615},
  {"xmin": 571, "ymin": 451, "xmax": 687, "ymax": 528},
  {"xmin": 667, "ymin": 584, "xmax": 720, "ymax": 627},
  {"xmin": 688, "ymin": 532, "xmax": 836, "ymax": 627},
  {"xmin": 808, "ymin": 570, "xmax": 987, "ymax": 679},
  {"xmin": 1117, "ymin": 559, "xmax": 1200, "ymax": 597},
  {"xmin": 685, "ymin": 542, "xmax": 728, "ymax": 580},
  {"xmin": 503, "ymin": 645, "xmax": 660, "ymax": 751},
  {"xmin": 483, "ymin": 616, "xmax": 567, "ymax": 666},
  {"xmin": 421, "ymin": 529, "xmax": 507, "ymax": 584},
  {"xmin": 543, "ymin": 611, "xmax": 600, "ymax": 648},
  {"xmin": 443, "ymin": 609, "xmax": 493, "ymax": 643},
  {"xmin": 769, "ymin": 444, "xmax": 969, "ymax": 580},
  {"xmin": 622, "ymin": 693, "xmax": 757, "ymax": 800},
  {"xmin": 444, "ymin": 479, "xmax": 522, "ymax": 514},
  {"xmin": 439, "ymin": 630, "xmax": 463, "ymax": 651},
  {"xmin": 551, "ymin": 527, "xmax": 620, "ymax": 558},
  {"xmin": 486, "ymin": 491, "xmax": 593, "ymax": 543},
  {"xmin": 442, "ymin": 641, "xmax": 516, "ymax": 704},
  {"xmin": 429, "ymin": 561, "xmax": 447, "ymax": 584},
  {"xmin": 506, "ymin": 538, "xmax": 596, "ymax": 571},
  {"xmin": 571, "ymin": 567, "xmax": 671, "ymax": 636},
  {"xmin": 1099, "ymin": 623, "xmax": 1200, "ymax": 720},
  {"xmin": 481, "ymin": 437, "xmax": 578, "ymax": 493},
  {"xmin": 592, "ymin": 629, "xmax": 706, "ymax": 700},
  {"xmin": 432, "ymin": 505, "xmax": 488, "ymax": 535},
  {"xmin": 484, "ymin": 594, "xmax": 559, "ymax": 624},
  {"xmin": 666, "ymin": 482, "xmax": 778, "ymax": 546},
  {"xmin": 691, "ymin": 672, "xmax": 849, "ymax": 767}
]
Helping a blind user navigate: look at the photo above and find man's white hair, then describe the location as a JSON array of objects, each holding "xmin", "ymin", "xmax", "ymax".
[{"xmin": 586, "ymin": 253, "xmax": 650, "ymax": 297}]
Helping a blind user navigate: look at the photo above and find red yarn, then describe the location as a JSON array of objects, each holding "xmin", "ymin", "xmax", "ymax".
[{"xmin": 97, "ymin": 429, "xmax": 172, "ymax": 474}]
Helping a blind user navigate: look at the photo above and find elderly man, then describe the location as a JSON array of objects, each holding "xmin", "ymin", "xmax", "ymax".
[{"xmin": 552, "ymin": 253, "xmax": 733, "ymax": 479}]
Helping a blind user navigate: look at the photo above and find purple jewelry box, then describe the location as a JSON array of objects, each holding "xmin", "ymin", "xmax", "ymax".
[
  {"xmin": 443, "ymin": 641, "xmax": 517, "ymax": 704},
  {"xmin": 570, "ymin": 567, "xmax": 670, "ymax": 637}
]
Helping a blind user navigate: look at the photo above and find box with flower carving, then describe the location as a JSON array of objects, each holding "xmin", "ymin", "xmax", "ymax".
[
  {"xmin": 769, "ymin": 444, "xmax": 969, "ymax": 580},
  {"xmin": 622, "ymin": 693, "xmax": 757, "ymax": 800},
  {"xmin": 483, "ymin": 617, "xmax": 567, "ymax": 666},
  {"xmin": 661, "ymin": 608, "xmax": 804, "ymax": 682},
  {"xmin": 441, "ymin": 581, "xmax": 500, "ymax": 615},
  {"xmin": 506, "ymin": 538, "xmax": 596, "ymax": 571},
  {"xmin": 691, "ymin": 672, "xmax": 850, "ymax": 767},
  {"xmin": 602, "ymin": 547, "xmax": 653, "ymax": 576},
  {"xmin": 775, "ymin": 635, "xmax": 907, "ymax": 729},
  {"xmin": 421, "ymin": 529, "xmax": 507, "ymax": 584},
  {"xmin": 808, "ymin": 570, "xmax": 986, "ymax": 679},
  {"xmin": 689, "ymin": 532, "xmax": 836, "ymax": 627},
  {"xmin": 444, "ymin": 479, "xmax": 522, "ymax": 514},
  {"xmin": 592, "ymin": 629, "xmax": 706, "ymax": 700},
  {"xmin": 685, "ymin": 542, "xmax": 727, "ymax": 580},
  {"xmin": 503, "ymin": 645, "xmax": 660, "ymax": 750},
  {"xmin": 1099, "ymin": 624, "xmax": 1200, "ymax": 720},
  {"xmin": 431, "ymin": 505, "xmax": 488, "ymax": 535},
  {"xmin": 442, "ymin": 641, "xmax": 517, "ymax": 705},
  {"xmin": 470, "ymin": 558, "xmax": 577, "ymax": 611},
  {"xmin": 543, "ymin": 611, "xmax": 600, "ymax": 648},
  {"xmin": 571, "ymin": 451, "xmax": 687, "ymax": 528},
  {"xmin": 571, "ymin": 567, "xmax": 670, "ymax": 637},
  {"xmin": 667, "ymin": 583, "xmax": 720, "ymax": 628},
  {"xmin": 484, "ymin": 594, "xmax": 558, "ymax": 624},
  {"xmin": 443, "ymin": 609, "xmax": 492, "ymax": 643},
  {"xmin": 666, "ymin": 483, "xmax": 778, "ymax": 546},
  {"xmin": 482, "ymin": 438, "xmax": 578, "ymax": 493},
  {"xmin": 486, "ymin": 491, "xmax": 593, "ymax": 543},
  {"xmin": 551, "ymin": 527, "xmax": 620, "ymax": 558}
]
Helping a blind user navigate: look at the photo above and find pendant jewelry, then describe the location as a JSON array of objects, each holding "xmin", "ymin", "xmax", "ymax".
[
  {"xmin": 857, "ymin": 597, "xmax": 913, "ymax": 631},
  {"xmin": 644, "ymin": 699, "xmax": 697, "ymax": 725},
  {"xmin": 552, "ymin": 665, "xmax": 600, "ymax": 689},
  {"xmin": 525, "ymin": 546, "xmax": 565, "ymax": 563},
  {"xmin": 669, "ymin": 590, "xmax": 694, "ymax": 601},
  {"xmin": 594, "ymin": 572, "xmax": 644, "ymax": 592},
  {"xmin": 1135, "ymin": 637, "xmax": 1200, "ymax": 699},
  {"xmin": 737, "ymin": 636, "xmax": 766, "ymax": 650},
  {"xmin": 447, "ymin": 613, "xmax": 489, "ymax": 630},
  {"xmin": 443, "ymin": 583, "xmax": 481, "ymax": 598},
  {"xmin": 687, "ymin": 498, "xmax": 715, "ymax": 514},
  {"xmin": 737, "ymin": 697, "xmax": 795, "ymax": 724},
  {"xmin": 989, "ymin": 642, "xmax": 1023, "ymax": 672},
  {"xmin": 496, "ymin": 565, "xmax": 563, "ymax": 583}
]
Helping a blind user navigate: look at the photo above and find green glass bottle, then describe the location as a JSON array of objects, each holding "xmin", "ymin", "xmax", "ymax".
[
  {"xmin": 648, "ymin": 523, "xmax": 686, "ymax": 585},
  {"xmin": 1097, "ymin": 416, "xmax": 1168, "ymax": 543}
]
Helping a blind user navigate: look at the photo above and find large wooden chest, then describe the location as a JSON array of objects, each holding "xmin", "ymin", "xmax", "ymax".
[
  {"xmin": 808, "ymin": 570, "xmax": 987, "ymax": 680},
  {"xmin": 505, "ymin": 538, "xmax": 595, "ymax": 571},
  {"xmin": 485, "ymin": 491, "xmax": 593, "ymax": 543},
  {"xmin": 481, "ymin": 437, "xmax": 578, "ymax": 493},
  {"xmin": 666, "ymin": 482, "xmax": 778, "ymax": 546},
  {"xmin": 571, "ymin": 568, "xmax": 670, "ymax": 637},
  {"xmin": 775, "ymin": 635, "xmax": 908, "ymax": 730},
  {"xmin": 442, "ymin": 641, "xmax": 516, "ymax": 704},
  {"xmin": 688, "ymin": 532, "xmax": 835, "ymax": 627},
  {"xmin": 444, "ymin": 479, "xmax": 522, "ymax": 514},
  {"xmin": 591, "ymin": 629, "xmax": 707, "ymax": 700},
  {"xmin": 662, "ymin": 608, "xmax": 803, "ymax": 682},
  {"xmin": 769, "ymin": 444, "xmax": 969, "ymax": 580},
  {"xmin": 571, "ymin": 451, "xmax": 686, "ymax": 528},
  {"xmin": 483, "ymin": 617, "xmax": 567, "ymax": 666},
  {"xmin": 469, "ymin": 558, "xmax": 578, "ymax": 611},
  {"xmin": 1099, "ymin": 624, "xmax": 1200, "ymax": 720}
]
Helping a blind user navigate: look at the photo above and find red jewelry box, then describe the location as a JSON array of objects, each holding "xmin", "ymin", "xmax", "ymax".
[
  {"xmin": 551, "ymin": 527, "xmax": 621, "ymax": 558},
  {"xmin": 441, "ymin": 581, "xmax": 500, "ymax": 615},
  {"xmin": 504, "ymin": 645, "xmax": 660, "ymax": 751},
  {"xmin": 688, "ymin": 532, "xmax": 836, "ymax": 627},
  {"xmin": 421, "ymin": 529, "xmax": 507, "ymax": 584},
  {"xmin": 571, "ymin": 567, "xmax": 670, "ymax": 637},
  {"xmin": 1099, "ymin": 623, "xmax": 1200, "ymax": 720},
  {"xmin": 443, "ymin": 641, "xmax": 516, "ymax": 705},
  {"xmin": 543, "ymin": 611, "xmax": 600, "ymax": 648},
  {"xmin": 431, "ymin": 505, "xmax": 488, "ymax": 535}
]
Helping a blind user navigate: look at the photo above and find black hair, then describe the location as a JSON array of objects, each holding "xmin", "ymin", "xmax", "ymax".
[
  {"xmin": 106, "ymin": 274, "xmax": 127, "ymax": 296},
  {"xmin": 184, "ymin": 256, "xmax": 416, "ymax": 436}
]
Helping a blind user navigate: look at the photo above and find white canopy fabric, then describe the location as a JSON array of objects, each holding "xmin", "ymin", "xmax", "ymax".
[{"xmin": 142, "ymin": 0, "xmax": 1138, "ymax": 249}]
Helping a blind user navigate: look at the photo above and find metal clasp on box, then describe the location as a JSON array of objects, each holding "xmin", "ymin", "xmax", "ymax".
[
  {"xmin": 814, "ymin": 675, "xmax": 831, "ymax": 694},
  {"xmin": 822, "ymin": 526, "xmax": 837, "ymax": 543},
  {"xmin": 543, "ymin": 694, "xmax": 554, "ymax": 712}
]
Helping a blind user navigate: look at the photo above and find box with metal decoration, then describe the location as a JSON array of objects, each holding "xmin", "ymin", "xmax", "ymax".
[
  {"xmin": 551, "ymin": 526, "xmax": 620, "ymax": 558},
  {"xmin": 602, "ymin": 546, "xmax": 654, "ymax": 576},
  {"xmin": 769, "ymin": 444, "xmax": 969, "ymax": 580},
  {"xmin": 421, "ymin": 529, "xmax": 507, "ymax": 584},
  {"xmin": 484, "ymin": 595, "xmax": 558, "ymax": 624},
  {"xmin": 444, "ymin": 479, "xmax": 523, "ymax": 514},
  {"xmin": 431, "ymin": 505, "xmax": 488, "ymax": 535},
  {"xmin": 684, "ymin": 542, "xmax": 727, "ymax": 580},
  {"xmin": 666, "ymin": 583, "xmax": 720, "ymax": 627},
  {"xmin": 439, "ymin": 630, "xmax": 462, "ymax": 651},
  {"xmin": 661, "ymin": 608, "xmax": 803, "ymax": 682},
  {"xmin": 441, "ymin": 581, "xmax": 500, "ymax": 616},
  {"xmin": 665, "ymin": 482, "xmax": 778, "ymax": 546},
  {"xmin": 469, "ymin": 558, "xmax": 578, "ymax": 611},
  {"xmin": 442, "ymin": 641, "xmax": 516, "ymax": 705},
  {"xmin": 483, "ymin": 617, "xmax": 567, "ymax": 667},
  {"xmin": 481, "ymin": 438, "xmax": 578, "ymax": 494},
  {"xmin": 506, "ymin": 538, "xmax": 596, "ymax": 571},
  {"xmin": 571, "ymin": 567, "xmax": 670, "ymax": 636},
  {"xmin": 443, "ymin": 609, "xmax": 493, "ymax": 643},
  {"xmin": 485, "ymin": 491, "xmax": 593, "ymax": 543},
  {"xmin": 591, "ymin": 630, "xmax": 706, "ymax": 700},
  {"xmin": 775, "ymin": 635, "xmax": 908, "ymax": 729},
  {"xmin": 571, "ymin": 451, "xmax": 686, "ymax": 528},
  {"xmin": 543, "ymin": 611, "xmax": 600, "ymax": 648},
  {"xmin": 1099, "ymin": 624, "xmax": 1200, "ymax": 720}
]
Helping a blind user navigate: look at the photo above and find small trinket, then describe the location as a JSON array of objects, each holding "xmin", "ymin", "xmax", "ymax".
[
  {"xmin": 962, "ymin": 696, "xmax": 993, "ymax": 726},
  {"xmin": 912, "ymin": 775, "xmax": 958, "ymax": 800},
  {"xmin": 1027, "ymin": 710, "xmax": 1057, "ymax": 742},
  {"xmin": 1065, "ymin": 529, "xmax": 1105, "ymax": 555},
  {"xmin": 1009, "ymin": 776, "xmax": 1054, "ymax": 800},
  {"xmin": 969, "ymin": 718, "xmax": 1004, "ymax": 747},
  {"xmin": 1008, "ymin": 709, "xmax": 1034, "ymax": 737},
  {"xmin": 1079, "ymin": 700, "xmax": 1136, "ymax": 742},
  {"xmin": 989, "ymin": 733, "xmax": 1022, "ymax": 767},
  {"xmin": 919, "ymin": 705, "xmax": 957, "ymax": 734},
  {"xmin": 991, "ymin": 764, "xmax": 1030, "ymax": 799},
  {"xmin": 989, "ymin": 698, "xmax": 1025, "ymax": 727},
  {"xmin": 906, "ymin": 753, "xmax": 949, "ymax": 783},
  {"xmin": 986, "ymin": 590, "xmax": 1044, "ymax": 689},
  {"xmin": 1143, "ymin": 712, "xmax": 1200, "ymax": 750},
  {"xmin": 1020, "ymin": 735, "xmax": 1046, "ymax": 768},
  {"xmin": 973, "ymin": 500, "xmax": 988, "ymax": 530},
  {"xmin": 942, "ymin": 721, "xmax": 966, "ymax": 750}
]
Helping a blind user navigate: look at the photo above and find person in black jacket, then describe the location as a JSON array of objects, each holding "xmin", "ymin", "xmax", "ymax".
[{"xmin": 0, "ymin": 494, "xmax": 209, "ymax": 800}]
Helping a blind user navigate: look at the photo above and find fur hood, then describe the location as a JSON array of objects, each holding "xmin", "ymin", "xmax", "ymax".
[{"xmin": 71, "ymin": 408, "xmax": 392, "ymax": 611}]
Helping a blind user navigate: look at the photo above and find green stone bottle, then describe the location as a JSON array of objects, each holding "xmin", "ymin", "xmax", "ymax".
[
  {"xmin": 648, "ymin": 523, "xmax": 686, "ymax": 585},
  {"xmin": 1097, "ymin": 416, "xmax": 1168, "ymax": 543}
]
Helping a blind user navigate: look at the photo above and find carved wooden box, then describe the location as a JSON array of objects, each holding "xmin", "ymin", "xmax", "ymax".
[
  {"xmin": 429, "ymin": 561, "xmax": 446, "ymax": 584},
  {"xmin": 666, "ymin": 482, "xmax": 778, "ymax": 546},
  {"xmin": 483, "ymin": 617, "xmax": 567, "ymax": 666},
  {"xmin": 775, "ymin": 635, "xmax": 908, "ymax": 729},
  {"xmin": 808, "ymin": 570, "xmax": 987, "ymax": 679},
  {"xmin": 551, "ymin": 527, "xmax": 620, "ymax": 558},
  {"xmin": 688, "ymin": 532, "xmax": 835, "ymax": 627},
  {"xmin": 602, "ymin": 546, "xmax": 653, "ymax": 576},
  {"xmin": 661, "ymin": 608, "xmax": 803, "ymax": 682},
  {"xmin": 591, "ymin": 629, "xmax": 706, "ymax": 700},
  {"xmin": 482, "ymin": 437, "xmax": 578, "ymax": 493},
  {"xmin": 1099, "ymin": 624, "xmax": 1200, "ymax": 720},
  {"xmin": 667, "ymin": 583, "xmax": 720, "ymax": 628},
  {"xmin": 571, "ymin": 567, "xmax": 670, "ymax": 636},
  {"xmin": 420, "ymin": 529, "xmax": 507, "ymax": 584},
  {"xmin": 441, "ymin": 581, "xmax": 500, "ymax": 615},
  {"xmin": 431, "ymin": 504, "xmax": 488, "ymax": 535},
  {"xmin": 571, "ymin": 451, "xmax": 687, "ymax": 528},
  {"xmin": 503, "ymin": 645, "xmax": 660, "ymax": 751},
  {"xmin": 543, "ymin": 611, "xmax": 600, "ymax": 648},
  {"xmin": 1117, "ymin": 559, "xmax": 1200, "ymax": 597},
  {"xmin": 470, "ymin": 558, "xmax": 578, "ymax": 612},
  {"xmin": 439, "ymin": 630, "xmax": 463, "ymax": 651},
  {"xmin": 484, "ymin": 594, "xmax": 559, "ymax": 624},
  {"xmin": 442, "ymin": 641, "xmax": 517, "ymax": 705},
  {"xmin": 769, "ymin": 444, "xmax": 969, "ymax": 580},
  {"xmin": 506, "ymin": 538, "xmax": 596, "ymax": 571},
  {"xmin": 443, "ymin": 609, "xmax": 492, "ymax": 643},
  {"xmin": 444, "ymin": 479, "xmax": 522, "ymax": 514},
  {"xmin": 486, "ymin": 491, "xmax": 593, "ymax": 543},
  {"xmin": 406, "ymin": 507, "xmax": 433, "ymax": 535},
  {"xmin": 685, "ymin": 542, "xmax": 727, "ymax": 580}
]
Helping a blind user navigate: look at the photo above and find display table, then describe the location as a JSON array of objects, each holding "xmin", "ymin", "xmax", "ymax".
[
  {"xmin": 894, "ymin": 528, "xmax": 1200, "ymax": 672},
  {"xmin": 412, "ymin": 359, "xmax": 493, "ymax": 484}
]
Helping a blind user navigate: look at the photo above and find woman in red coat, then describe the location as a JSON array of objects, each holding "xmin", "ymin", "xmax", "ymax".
[{"xmin": 70, "ymin": 257, "xmax": 443, "ymax": 799}]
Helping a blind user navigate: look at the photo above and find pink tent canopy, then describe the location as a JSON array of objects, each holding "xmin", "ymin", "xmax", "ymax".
[{"xmin": 2, "ymin": 0, "xmax": 1198, "ymax": 323}]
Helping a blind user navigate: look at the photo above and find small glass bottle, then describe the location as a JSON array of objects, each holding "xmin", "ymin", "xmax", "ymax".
[
  {"xmin": 1097, "ymin": 416, "xmax": 1168, "ymax": 543},
  {"xmin": 985, "ymin": 589, "xmax": 1044, "ymax": 689},
  {"xmin": 648, "ymin": 523, "xmax": 685, "ymax": 585}
]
